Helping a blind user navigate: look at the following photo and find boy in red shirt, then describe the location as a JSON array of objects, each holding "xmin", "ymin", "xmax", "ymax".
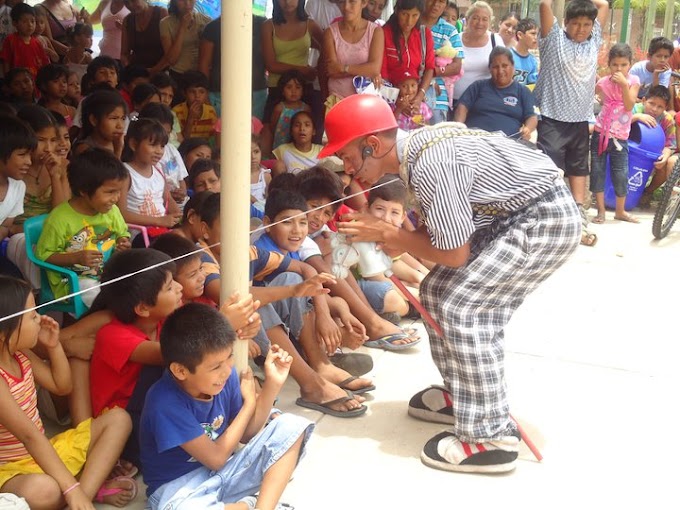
[{"xmin": 1, "ymin": 3, "xmax": 49, "ymax": 79}]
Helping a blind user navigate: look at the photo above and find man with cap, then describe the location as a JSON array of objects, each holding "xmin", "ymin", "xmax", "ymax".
[{"xmin": 325, "ymin": 94, "xmax": 581, "ymax": 474}]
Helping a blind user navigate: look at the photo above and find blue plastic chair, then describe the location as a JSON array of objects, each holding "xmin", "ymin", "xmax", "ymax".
[{"xmin": 23, "ymin": 215, "xmax": 87, "ymax": 319}]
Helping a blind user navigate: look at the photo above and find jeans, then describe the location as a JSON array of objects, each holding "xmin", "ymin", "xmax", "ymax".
[
  {"xmin": 147, "ymin": 414, "xmax": 314, "ymax": 510},
  {"xmin": 590, "ymin": 131, "xmax": 629, "ymax": 197}
]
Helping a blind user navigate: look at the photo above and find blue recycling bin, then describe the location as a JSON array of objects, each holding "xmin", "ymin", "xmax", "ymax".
[{"xmin": 604, "ymin": 122, "xmax": 665, "ymax": 210}]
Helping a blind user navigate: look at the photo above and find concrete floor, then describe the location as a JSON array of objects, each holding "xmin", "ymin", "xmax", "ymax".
[{"xmin": 88, "ymin": 210, "xmax": 677, "ymax": 510}]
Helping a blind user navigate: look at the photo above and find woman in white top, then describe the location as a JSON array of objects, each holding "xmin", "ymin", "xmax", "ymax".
[
  {"xmin": 452, "ymin": 1, "xmax": 504, "ymax": 102},
  {"xmin": 88, "ymin": 0, "xmax": 130, "ymax": 60}
]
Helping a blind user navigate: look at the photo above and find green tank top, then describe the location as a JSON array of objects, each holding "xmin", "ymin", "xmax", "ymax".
[{"xmin": 267, "ymin": 22, "xmax": 311, "ymax": 88}]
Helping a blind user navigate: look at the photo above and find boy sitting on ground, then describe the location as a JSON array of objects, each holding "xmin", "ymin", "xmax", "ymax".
[
  {"xmin": 173, "ymin": 71, "xmax": 217, "ymax": 142},
  {"xmin": 194, "ymin": 192, "xmax": 372, "ymax": 417},
  {"xmin": 139, "ymin": 303, "xmax": 314, "ymax": 510}
]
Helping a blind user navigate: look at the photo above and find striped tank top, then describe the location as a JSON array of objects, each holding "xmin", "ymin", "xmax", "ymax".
[{"xmin": 0, "ymin": 352, "xmax": 44, "ymax": 463}]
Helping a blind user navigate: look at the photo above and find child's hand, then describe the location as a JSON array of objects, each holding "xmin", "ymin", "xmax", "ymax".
[
  {"xmin": 116, "ymin": 237, "xmax": 131, "ymax": 251},
  {"xmin": 637, "ymin": 114, "xmax": 657, "ymax": 127},
  {"xmin": 293, "ymin": 273, "xmax": 336, "ymax": 298},
  {"xmin": 220, "ymin": 292, "xmax": 261, "ymax": 332},
  {"xmin": 519, "ymin": 124, "xmax": 532, "ymax": 140},
  {"xmin": 248, "ymin": 339, "xmax": 261, "ymax": 359},
  {"xmin": 170, "ymin": 187, "xmax": 187, "ymax": 202},
  {"xmin": 188, "ymin": 100, "xmax": 202, "ymax": 119},
  {"xmin": 179, "ymin": 11, "xmax": 192, "ymax": 29},
  {"xmin": 655, "ymin": 154, "xmax": 669, "ymax": 169},
  {"xmin": 262, "ymin": 344, "xmax": 292, "ymax": 388},
  {"xmin": 654, "ymin": 62, "xmax": 670, "ymax": 74},
  {"xmin": 611, "ymin": 72, "xmax": 628, "ymax": 87},
  {"xmin": 37, "ymin": 315, "xmax": 60, "ymax": 350},
  {"xmin": 42, "ymin": 152, "xmax": 61, "ymax": 177},
  {"xmin": 64, "ymin": 486, "xmax": 96, "ymax": 510},
  {"xmin": 239, "ymin": 366, "xmax": 257, "ymax": 404},
  {"xmin": 158, "ymin": 214, "xmax": 182, "ymax": 227},
  {"xmin": 78, "ymin": 249, "xmax": 103, "ymax": 268},
  {"xmin": 315, "ymin": 312, "xmax": 342, "ymax": 355},
  {"xmin": 336, "ymin": 313, "xmax": 368, "ymax": 350}
]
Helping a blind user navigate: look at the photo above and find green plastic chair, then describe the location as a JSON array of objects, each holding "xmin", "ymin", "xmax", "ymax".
[{"xmin": 23, "ymin": 215, "xmax": 87, "ymax": 319}]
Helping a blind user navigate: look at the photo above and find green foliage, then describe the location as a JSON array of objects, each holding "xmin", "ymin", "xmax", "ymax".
[{"xmin": 612, "ymin": 0, "xmax": 680, "ymax": 15}]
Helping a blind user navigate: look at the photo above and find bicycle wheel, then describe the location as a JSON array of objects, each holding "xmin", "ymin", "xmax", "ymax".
[{"xmin": 652, "ymin": 159, "xmax": 680, "ymax": 239}]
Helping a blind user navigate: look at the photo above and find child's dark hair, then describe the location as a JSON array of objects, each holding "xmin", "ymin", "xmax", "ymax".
[
  {"xmin": 268, "ymin": 172, "xmax": 297, "ymax": 193},
  {"xmin": 276, "ymin": 70, "xmax": 306, "ymax": 98},
  {"xmin": 139, "ymin": 102, "xmax": 174, "ymax": 127},
  {"xmin": 150, "ymin": 72, "xmax": 176, "ymax": 91},
  {"xmin": 120, "ymin": 64, "xmax": 149, "ymax": 87},
  {"xmin": 183, "ymin": 190, "xmax": 214, "ymax": 223},
  {"xmin": 0, "ymin": 115, "xmax": 37, "ymax": 161},
  {"xmin": 264, "ymin": 188, "xmax": 307, "ymax": 221},
  {"xmin": 36, "ymin": 64, "xmax": 69, "ymax": 97},
  {"xmin": 5, "ymin": 67, "xmax": 32, "ymax": 88},
  {"xmin": 0, "ymin": 276, "xmax": 32, "ymax": 351},
  {"xmin": 89, "ymin": 249, "xmax": 176, "ymax": 324},
  {"xmin": 188, "ymin": 158, "xmax": 220, "ymax": 189},
  {"xmin": 51, "ymin": 111, "xmax": 67, "ymax": 129},
  {"xmin": 296, "ymin": 166, "xmax": 344, "ymax": 212},
  {"xmin": 447, "ymin": 2, "xmax": 459, "ymax": 15},
  {"xmin": 608, "ymin": 43, "xmax": 633, "ymax": 64},
  {"xmin": 68, "ymin": 148, "xmax": 128, "ymax": 197},
  {"xmin": 182, "ymin": 70, "xmax": 209, "ymax": 92},
  {"xmin": 515, "ymin": 17, "xmax": 536, "ymax": 36},
  {"xmin": 499, "ymin": 11, "xmax": 518, "ymax": 24},
  {"xmin": 289, "ymin": 110, "xmax": 315, "ymax": 138},
  {"xmin": 80, "ymin": 89, "xmax": 127, "ymax": 138},
  {"xmin": 251, "ymin": 133, "xmax": 261, "ymax": 147},
  {"xmin": 646, "ymin": 84, "xmax": 671, "ymax": 103},
  {"xmin": 272, "ymin": 0, "xmax": 307, "ymax": 24},
  {"xmin": 387, "ymin": 0, "xmax": 424, "ymax": 62},
  {"xmin": 564, "ymin": 0, "xmax": 598, "ymax": 22},
  {"xmin": 150, "ymin": 233, "xmax": 200, "ymax": 273},
  {"xmin": 199, "ymin": 192, "xmax": 221, "ymax": 227},
  {"xmin": 161, "ymin": 303, "xmax": 235, "ymax": 372},
  {"xmin": 123, "ymin": 118, "xmax": 168, "ymax": 162},
  {"xmin": 367, "ymin": 175, "xmax": 407, "ymax": 207},
  {"xmin": 488, "ymin": 46, "xmax": 514, "ymax": 67},
  {"xmin": 178, "ymin": 138, "xmax": 211, "ymax": 160},
  {"xmin": 16, "ymin": 105, "xmax": 56, "ymax": 134},
  {"xmin": 66, "ymin": 22, "xmax": 93, "ymax": 44},
  {"xmin": 10, "ymin": 3, "xmax": 35, "ymax": 23},
  {"xmin": 648, "ymin": 36, "xmax": 674, "ymax": 57},
  {"xmin": 85, "ymin": 56, "xmax": 119, "ymax": 83},
  {"xmin": 131, "ymin": 83, "xmax": 160, "ymax": 108}
]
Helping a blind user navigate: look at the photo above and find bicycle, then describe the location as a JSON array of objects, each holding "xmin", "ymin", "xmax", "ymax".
[{"xmin": 652, "ymin": 156, "xmax": 680, "ymax": 239}]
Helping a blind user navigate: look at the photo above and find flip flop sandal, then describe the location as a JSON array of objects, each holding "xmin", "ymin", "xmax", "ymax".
[
  {"xmin": 337, "ymin": 376, "xmax": 376, "ymax": 395},
  {"xmin": 364, "ymin": 333, "xmax": 421, "ymax": 351},
  {"xmin": 95, "ymin": 476, "xmax": 138, "ymax": 504},
  {"xmin": 295, "ymin": 390, "xmax": 368, "ymax": 418}
]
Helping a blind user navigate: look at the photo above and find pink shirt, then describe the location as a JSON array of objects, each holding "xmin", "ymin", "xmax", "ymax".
[
  {"xmin": 327, "ymin": 20, "xmax": 378, "ymax": 99},
  {"xmin": 594, "ymin": 74, "xmax": 641, "ymax": 151}
]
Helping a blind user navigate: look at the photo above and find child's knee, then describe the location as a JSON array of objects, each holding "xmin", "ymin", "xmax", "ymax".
[
  {"xmin": 384, "ymin": 289, "xmax": 408, "ymax": 315},
  {"xmin": 95, "ymin": 407, "xmax": 132, "ymax": 434}
]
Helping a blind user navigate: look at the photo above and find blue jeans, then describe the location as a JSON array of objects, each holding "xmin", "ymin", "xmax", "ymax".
[
  {"xmin": 147, "ymin": 414, "xmax": 314, "ymax": 510},
  {"xmin": 590, "ymin": 131, "xmax": 629, "ymax": 197},
  {"xmin": 357, "ymin": 279, "xmax": 393, "ymax": 314}
]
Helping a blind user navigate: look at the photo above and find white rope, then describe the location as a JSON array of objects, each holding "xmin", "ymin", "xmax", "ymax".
[{"xmin": 0, "ymin": 176, "xmax": 398, "ymax": 323}]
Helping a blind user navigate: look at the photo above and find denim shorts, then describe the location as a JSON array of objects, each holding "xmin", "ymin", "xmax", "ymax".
[
  {"xmin": 589, "ymin": 131, "xmax": 629, "ymax": 197},
  {"xmin": 357, "ymin": 279, "xmax": 393, "ymax": 314},
  {"xmin": 147, "ymin": 413, "xmax": 314, "ymax": 510}
]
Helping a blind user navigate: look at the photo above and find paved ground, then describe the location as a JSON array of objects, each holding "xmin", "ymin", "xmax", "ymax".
[{"xmin": 88, "ymin": 210, "xmax": 677, "ymax": 510}]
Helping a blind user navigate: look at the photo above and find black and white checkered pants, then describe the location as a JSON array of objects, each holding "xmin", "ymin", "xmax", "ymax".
[{"xmin": 419, "ymin": 181, "xmax": 581, "ymax": 442}]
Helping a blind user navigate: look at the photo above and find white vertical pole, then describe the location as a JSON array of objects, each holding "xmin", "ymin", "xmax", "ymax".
[{"xmin": 221, "ymin": 0, "xmax": 252, "ymax": 372}]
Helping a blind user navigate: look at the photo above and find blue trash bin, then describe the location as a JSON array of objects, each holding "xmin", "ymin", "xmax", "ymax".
[{"xmin": 604, "ymin": 122, "xmax": 665, "ymax": 210}]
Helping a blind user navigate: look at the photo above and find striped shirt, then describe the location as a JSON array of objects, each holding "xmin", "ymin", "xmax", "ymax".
[
  {"xmin": 398, "ymin": 125, "xmax": 562, "ymax": 249},
  {"xmin": 534, "ymin": 18, "xmax": 602, "ymax": 123},
  {"xmin": 430, "ymin": 18, "xmax": 464, "ymax": 111},
  {"xmin": 0, "ymin": 352, "xmax": 44, "ymax": 463}
]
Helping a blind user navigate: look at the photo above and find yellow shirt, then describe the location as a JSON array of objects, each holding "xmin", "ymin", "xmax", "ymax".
[{"xmin": 173, "ymin": 102, "xmax": 217, "ymax": 141}]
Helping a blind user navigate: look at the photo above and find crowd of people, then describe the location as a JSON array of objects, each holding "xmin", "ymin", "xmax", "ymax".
[{"xmin": 0, "ymin": 0, "xmax": 677, "ymax": 506}]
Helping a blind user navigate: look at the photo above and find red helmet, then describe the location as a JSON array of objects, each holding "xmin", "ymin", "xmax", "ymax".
[{"xmin": 318, "ymin": 95, "xmax": 398, "ymax": 159}]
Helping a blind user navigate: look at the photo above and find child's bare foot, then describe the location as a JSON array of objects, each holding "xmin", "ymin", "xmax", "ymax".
[
  {"xmin": 108, "ymin": 459, "xmax": 138, "ymax": 479},
  {"xmin": 366, "ymin": 318, "xmax": 420, "ymax": 346},
  {"xmin": 592, "ymin": 212, "xmax": 605, "ymax": 224},
  {"xmin": 614, "ymin": 212, "xmax": 640, "ymax": 223},
  {"xmin": 96, "ymin": 476, "xmax": 137, "ymax": 507}
]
